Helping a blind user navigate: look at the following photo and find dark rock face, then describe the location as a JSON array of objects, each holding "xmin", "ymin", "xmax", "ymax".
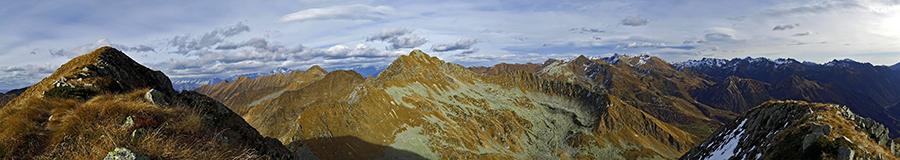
[
  {"xmin": 679, "ymin": 58, "xmax": 900, "ymax": 108},
  {"xmin": 695, "ymin": 76, "xmax": 773, "ymax": 113},
  {"xmin": 681, "ymin": 100, "xmax": 900, "ymax": 160}
]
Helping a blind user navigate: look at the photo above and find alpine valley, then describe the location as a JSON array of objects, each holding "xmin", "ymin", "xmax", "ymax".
[{"xmin": 3, "ymin": 47, "xmax": 900, "ymax": 159}]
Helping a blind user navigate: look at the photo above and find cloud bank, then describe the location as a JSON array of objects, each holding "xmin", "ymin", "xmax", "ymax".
[
  {"xmin": 432, "ymin": 39, "xmax": 479, "ymax": 52},
  {"xmin": 621, "ymin": 15, "xmax": 648, "ymax": 26},
  {"xmin": 279, "ymin": 4, "xmax": 405, "ymax": 22}
]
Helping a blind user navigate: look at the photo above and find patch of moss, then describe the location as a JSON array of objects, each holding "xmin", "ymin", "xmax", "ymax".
[
  {"xmin": 44, "ymin": 87, "xmax": 98, "ymax": 101},
  {"xmin": 770, "ymin": 125, "xmax": 810, "ymax": 159}
]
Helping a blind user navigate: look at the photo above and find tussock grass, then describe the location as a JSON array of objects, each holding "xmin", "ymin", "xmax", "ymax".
[{"xmin": 0, "ymin": 88, "xmax": 266, "ymax": 159}]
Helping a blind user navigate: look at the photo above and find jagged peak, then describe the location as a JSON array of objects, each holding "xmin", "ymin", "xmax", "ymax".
[
  {"xmin": 390, "ymin": 50, "xmax": 444, "ymax": 66},
  {"xmin": 410, "ymin": 49, "xmax": 428, "ymax": 58},
  {"xmin": 569, "ymin": 55, "xmax": 593, "ymax": 66}
]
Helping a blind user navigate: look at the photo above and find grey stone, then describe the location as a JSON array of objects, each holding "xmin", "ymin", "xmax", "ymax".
[
  {"xmin": 837, "ymin": 147, "xmax": 854, "ymax": 160},
  {"xmin": 144, "ymin": 89, "xmax": 168, "ymax": 106},
  {"xmin": 812, "ymin": 124, "xmax": 833, "ymax": 136},
  {"xmin": 802, "ymin": 132, "xmax": 826, "ymax": 150},
  {"xmin": 103, "ymin": 147, "xmax": 149, "ymax": 160}
]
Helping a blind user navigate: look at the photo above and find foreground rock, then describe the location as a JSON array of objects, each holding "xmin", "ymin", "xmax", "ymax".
[{"xmin": 681, "ymin": 100, "xmax": 900, "ymax": 159}]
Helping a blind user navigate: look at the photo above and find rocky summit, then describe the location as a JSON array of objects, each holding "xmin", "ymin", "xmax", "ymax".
[
  {"xmin": 0, "ymin": 47, "xmax": 292, "ymax": 159},
  {"xmin": 681, "ymin": 100, "xmax": 899, "ymax": 160}
]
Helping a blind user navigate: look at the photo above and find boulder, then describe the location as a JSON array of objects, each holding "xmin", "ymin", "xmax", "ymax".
[
  {"xmin": 837, "ymin": 146, "xmax": 854, "ymax": 160},
  {"xmin": 103, "ymin": 147, "xmax": 149, "ymax": 160},
  {"xmin": 144, "ymin": 89, "xmax": 169, "ymax": 106},
  {"xmin": 802, "ymin": 132, "xmax": 826, "ymax": 150}
]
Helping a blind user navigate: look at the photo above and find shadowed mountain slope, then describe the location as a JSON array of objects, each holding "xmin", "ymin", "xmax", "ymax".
[
  {"xmin": 0, "ymin": 47, "xmax": 292, "ymax": 159},
  {"xmin": 694, "ymin": 76, "xmax": 773, "ymax": 113},
  {"xmin": 678, "ymin": 58, "xmax": 900, "ymax": 137}
]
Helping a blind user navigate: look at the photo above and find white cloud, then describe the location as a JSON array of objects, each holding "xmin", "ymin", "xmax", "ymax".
[
  {"xmin": 215, "ymin": 37, "xmax": 305, "ymax": 53},
  {"xmin": 432, "ymin": 38, "xmax": 479, "ymax": 52},
  {"xmin": 683, "ymin": 39, "xmax": 708, "ymax": 44},
  {"xmin": 49, "ymin": 39, "xmax": 111, "ymax": 58},
  {"xmin": 0, "ymin": 64, "xmax": 57, "ymax": 89},
  {"xmin": 793, "ymin": 31, "xmax": 813, "ymax": 36},
  {"xmin": 615, "ymin": 42, "xmax": 667, "ymax": 49},
  {"xmin": 447, "ymin": 52, "xmax": 580, "ymax": 65},
  {"xmin": 49, "ymin": 39, "xmax": 156, "ymax": 58},
  {"xmin": 367, "ymin": 28, "xmax": 412, "ymax": 42},
  {"xmin": 364, "ymin": 28, "xmax": 427, "ymax": 50},
  {"xmin": 155, "ymin": 43, "xmax": 404, "ymax": 79},
  {"xmin": 762, "ymin": 2, "xmax": 865, "ymax": 17},
  {"xmin": 388, "ymin": 34, "xmax": 428, "ymax": 50},
  {"xmin": 166, "ymin": 23, "xmax": 250, "ymax": 55},
  {"xmin": 570, "ymin": 27, "xmax": 606, "ymax": 34},
  {"xmin": 703, "ymin": 28, "xmax": 740, "ymax": 42},
  {"xmin": 278, "ymin": 4, "xmax": 406, "ymax": 22},
  {"xmin": 621, "ymin": 15, "xmax": 649, "ymax": 26},
  {"xmin": 773, "ymin": 24, "xmax": 799, "ymax": 31}
]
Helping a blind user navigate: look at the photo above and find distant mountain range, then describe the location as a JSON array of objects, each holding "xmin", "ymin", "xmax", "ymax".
[
  {"xmin": 675, "ymin": 56, "xmax": 900, "ymax": 137},
  {"xmin": 171, "ymin": 66, "xmax": 387, "ymax": 91}
]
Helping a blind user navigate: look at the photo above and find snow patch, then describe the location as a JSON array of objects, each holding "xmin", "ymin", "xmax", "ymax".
[{"xmin": 706, "ymin": 119, "xmax": 748, "ymax": 160}]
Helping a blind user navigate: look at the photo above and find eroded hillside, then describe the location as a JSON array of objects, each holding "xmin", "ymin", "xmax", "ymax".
[{"xmin": 201, "ymin": 50, "xmax": 699, "ymax": 159}]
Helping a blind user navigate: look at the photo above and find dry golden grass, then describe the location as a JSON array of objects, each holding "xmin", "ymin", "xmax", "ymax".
[{"xmin": 0, "ymin": 88, "xmax": 270, "ymax": 159}]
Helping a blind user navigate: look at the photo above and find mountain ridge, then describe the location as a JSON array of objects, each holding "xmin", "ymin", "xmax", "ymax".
[
  {"xmin": 681, "ymin": 100, "xmax": 899, "ymax": 159},
  {"xmin": 198, "ymin": 50, "xmax": 701, "ymax": 159}
]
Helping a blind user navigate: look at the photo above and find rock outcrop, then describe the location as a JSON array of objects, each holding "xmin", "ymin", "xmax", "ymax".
[
  {"xmin": 681, "ymin": 100, "xmax": 900, "ymax": 159},
  {"xmin": 0, "ymin": 47, "xmax": 292, "ymax": 159}
]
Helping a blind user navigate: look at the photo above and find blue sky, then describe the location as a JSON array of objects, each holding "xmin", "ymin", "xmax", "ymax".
[{"xmin": 2, "ymin": 0, "xmax": 900, "ymax": 90}]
